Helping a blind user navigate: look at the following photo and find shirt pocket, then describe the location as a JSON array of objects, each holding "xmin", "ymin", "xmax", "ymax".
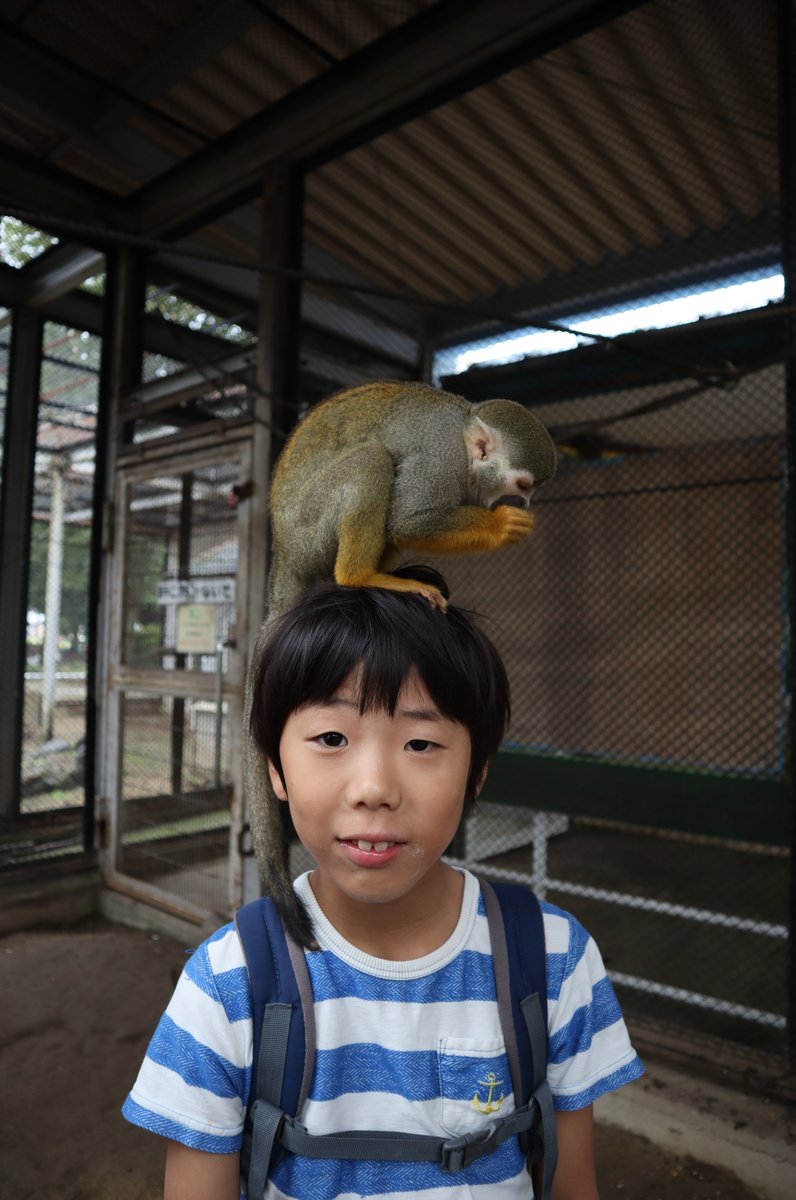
[{"xmin": 437, "ymin": 1036, "xmax": 514, "ymax": 1137}]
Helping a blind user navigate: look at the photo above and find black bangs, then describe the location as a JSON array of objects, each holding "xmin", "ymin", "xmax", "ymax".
[{"xmin": 249, "ymin": 567, "xmax": 510, "ymax": 809}]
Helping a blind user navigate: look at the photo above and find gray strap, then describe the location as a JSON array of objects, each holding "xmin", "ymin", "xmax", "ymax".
[
  {"xmin": 285, "ymin": 932, "xmax": 315, "ymax": 1113},
  {"xmin": 533, "ymin": 1080, "xmax": 558, "ymax": 1200},
  {"xmin": 247, "ymin": 1100, "xmax": 284, "ymax": 1200},
  {"xmin": 521, "ymin": 992, "xmax": 558, "ymax": 1200},
  {"xmin": 247, "ymin": 1003, "xmax": 291, "ymax": 1199},
  {"xmin": 258, "ymin": 1003, "xmax": 292, "ymax": 1105},
  {"xmin": 520, "ymin": 993, "xmax": 546, "ymax": 1092},
  {"xmin": 277, "ymin": 1104, "xmax": 538, "ymax": 1170},
  {"xmin": 480, "ymin": 878, "xmax": 524, "ymax": 1108}
]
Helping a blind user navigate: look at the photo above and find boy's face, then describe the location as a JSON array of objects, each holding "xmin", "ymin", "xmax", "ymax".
[{"xmin": 268, "ymin": 669, "xmax": 474, "ymax": 926}]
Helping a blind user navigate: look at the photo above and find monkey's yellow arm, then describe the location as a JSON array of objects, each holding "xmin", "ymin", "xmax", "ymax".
[
  {"xmin": 334, "ymin": 504, "xmax": 534, "ymax": 609},
  {"xmin": 334, "ymin": 504, "xmax": 450, "ymax": 608},
  {"xmin": 391, "ymin": 504, "xmax": 534, "ymax": 555}
]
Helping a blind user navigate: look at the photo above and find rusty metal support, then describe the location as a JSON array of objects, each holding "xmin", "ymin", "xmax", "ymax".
[{"xmin": 0, "ymin": 307, "xmax": 42, "ymax": 821}]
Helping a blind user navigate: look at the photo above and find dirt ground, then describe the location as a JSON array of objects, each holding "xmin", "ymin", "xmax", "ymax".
[{"xmin": 0, "ymin": 917, "xmax": 761, "ymax": 1200}]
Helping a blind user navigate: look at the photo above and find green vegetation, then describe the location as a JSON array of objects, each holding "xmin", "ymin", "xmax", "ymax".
[{"xmin": 0, "ymin": 216, "xmax": 57, "ymax": 268}]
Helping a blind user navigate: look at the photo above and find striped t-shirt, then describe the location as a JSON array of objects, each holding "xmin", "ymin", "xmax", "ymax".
[{"xmin": 123, "ymin": 869, "xmax": 643, "ymax": 1199}]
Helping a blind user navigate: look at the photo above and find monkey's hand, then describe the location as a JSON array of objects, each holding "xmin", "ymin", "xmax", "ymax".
[
  {"xmin": 491, "ymin": 504, "xmax": 535, "ymax": 545},
  {"xmin": 394, "ymin": 505, "xmax": 535, "ymax": 556}
]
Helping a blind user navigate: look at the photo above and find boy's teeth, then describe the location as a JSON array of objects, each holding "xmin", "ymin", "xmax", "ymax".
[{"xmin": 357, "ymin": 840, "xmax": 391, "ymax": 852}]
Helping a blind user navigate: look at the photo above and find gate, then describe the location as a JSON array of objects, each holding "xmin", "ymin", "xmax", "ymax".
[{"xmin": 99, "ymin": 436, "xmax": 253, "ymax": 925}]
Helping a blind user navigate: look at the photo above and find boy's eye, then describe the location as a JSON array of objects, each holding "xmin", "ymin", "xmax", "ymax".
[
  {"xmin": 406, "ymin": 738, "xmax": 435, "ymax": 752},
  {"xmin": 317, "ymin": 731, "xmax": 347, "ymax": 748}
]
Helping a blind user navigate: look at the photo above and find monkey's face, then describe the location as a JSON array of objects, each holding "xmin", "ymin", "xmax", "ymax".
[
  {"xmin": 466, "ymin": 417, "xmax": 537, "ymax": 510},
  {"xmin": 469, "ymin": 400, "xmax": 557, "ymax": 508}
]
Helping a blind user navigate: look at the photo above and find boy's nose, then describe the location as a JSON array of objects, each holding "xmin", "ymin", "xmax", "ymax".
[{"xmin": 345, "ymin": 752, "xmax": 399, "ymax": 808}]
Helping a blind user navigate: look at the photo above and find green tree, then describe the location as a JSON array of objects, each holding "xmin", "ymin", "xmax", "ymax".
[{"xmin": 0, "ymin": 216, "xmax": 57, "ymax": 268}]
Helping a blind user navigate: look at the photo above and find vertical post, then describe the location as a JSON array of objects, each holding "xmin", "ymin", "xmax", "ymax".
[
  {"xmin": 170, "ymin": 473, "xmax": 193, "ymax": 796},
  {"xmin": 93, "ymin": 246, "xmax": 145, "ymax": 858},
  {"xmin": 417, "ymin": 324, "xmax": 435, "ymax": 384},
  {"xmin": 41, "ymin": 459, "xmax": 66, "ymax": 741},
  {"xmin": 214, "ymin": 630, "xmax": 224, "ymax": 789},
  {"xmin": 779, "ymin": 0, "xmax": 796, "ymax": 1067},
  {"xmin": 240, "ymin": 164, "xmax": 305, "ymax": 904},
  {"xmin": 530, "ymin": 813, "xmax": 549, "ymax": 899},
  {"xmin": 249, "ymin": 162, "xmax": 305, "ymax": 656},
  {"xmin": 0, "ymin": 307, "xmax": 43, "ymax": 821}
]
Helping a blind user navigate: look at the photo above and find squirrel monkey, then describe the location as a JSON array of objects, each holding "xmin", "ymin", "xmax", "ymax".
[{"xmin": 267, "ymin": 379, "xmax": 556, "ymax": 617}]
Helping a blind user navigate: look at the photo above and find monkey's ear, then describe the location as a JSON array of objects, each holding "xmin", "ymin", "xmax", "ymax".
[
  {"xmin": 464, "ymin": 416, "xmax": 500, "ymax": 464},
  {"xmin": 267, "ymin": 759, "xmax": 289, "ymax": 801}
]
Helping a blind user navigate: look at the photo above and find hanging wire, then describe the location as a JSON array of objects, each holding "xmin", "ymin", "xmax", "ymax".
[{"xmin": 0, "ymin": 203, "xmax": 758, "ymax": 392}]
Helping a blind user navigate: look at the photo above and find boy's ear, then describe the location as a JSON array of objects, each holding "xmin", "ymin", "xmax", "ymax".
[
  {"xmin": 267, "ymin": 759, "xmax": 289, "ymax": 801},
  {"xmin": 474, "ymin": 765, "xmax": 488, "ymax": 799}
]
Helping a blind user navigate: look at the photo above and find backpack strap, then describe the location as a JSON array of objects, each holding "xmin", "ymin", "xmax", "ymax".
[
  {"xmin": 235, "ymin": 897, "xmax": 315, "ymax": 1199},
  {"xmin": 236, "ymin": 881, "xmax": 557, "ymax": 1197},
  {"xmin": 481, "ymin": 877, "xmax": 558, "ymax": 1200}
]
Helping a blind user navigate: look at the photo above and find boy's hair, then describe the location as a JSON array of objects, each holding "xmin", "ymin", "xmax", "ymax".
[{"xmin": 250, "ymin": 565, "xmax": 510, "ymax": 814}]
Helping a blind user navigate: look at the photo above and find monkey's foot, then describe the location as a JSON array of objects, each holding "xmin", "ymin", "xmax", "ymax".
[{"xmin": 337, "ymin": 570, "xmax": 447, "ymax": 609}]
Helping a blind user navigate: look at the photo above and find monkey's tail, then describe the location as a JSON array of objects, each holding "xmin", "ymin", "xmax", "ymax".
[
  {"xmin": 243, "ymin": 644, "xmax": 319, "ymax": 950},
  {"xmin": 263, "ymin": 840, "xmax": 319, "ymax": 950}
]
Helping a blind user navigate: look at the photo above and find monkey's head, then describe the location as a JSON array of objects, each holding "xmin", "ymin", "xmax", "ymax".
[{"xmin": 466, "ymin": 399, "xmax": 557, "ymax": 509}]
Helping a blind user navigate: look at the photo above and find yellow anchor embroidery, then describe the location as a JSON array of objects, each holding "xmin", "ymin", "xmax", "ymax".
[{"xmin": 471, "ymin": 1071, "xmax": 504, "ymax": 1114}]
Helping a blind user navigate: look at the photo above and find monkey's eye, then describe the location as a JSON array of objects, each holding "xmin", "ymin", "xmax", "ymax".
[{"xmin": 316, "ymin": 731, "xmax": 347, "ymax": 748}]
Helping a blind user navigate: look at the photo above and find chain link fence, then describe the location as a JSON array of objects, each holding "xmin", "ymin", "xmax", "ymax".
[
  {"xmin": 293, "ymin": 0, "xmax": 790, "ymax": 1066},
  {"xmin": 114, "ymin": 459, "xmax": 242, "ymax": 917},
  {"xmin": 18, "ymin": 323, "xmax": 98, "ymax": 845},
  {"xmin": 0, "ymin": 0, "xmax": 790, "ymax": 1068}
]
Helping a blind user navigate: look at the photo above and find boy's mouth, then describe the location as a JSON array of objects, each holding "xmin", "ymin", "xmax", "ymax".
[
  {"xmin": 339, "ymin": 838, "xmax": 402, "ymax": 851},
  {"xmin": 338, "ymin": 838, "xmax": 406, "ymax": 866}
]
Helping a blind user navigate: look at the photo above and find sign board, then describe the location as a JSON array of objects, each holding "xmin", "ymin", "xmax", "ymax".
[
  {"xmin": 176, "ymin": 604, "xmax": 218, "ymax": 655},
  {"xmin": 157, "ymin": 578, "xmax": 236, "ymax": 605}
]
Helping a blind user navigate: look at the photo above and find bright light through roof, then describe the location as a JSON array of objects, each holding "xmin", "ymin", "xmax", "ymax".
[{"xmin": 450, "ymin": 271, "xmax": 784, "ymax": 375}]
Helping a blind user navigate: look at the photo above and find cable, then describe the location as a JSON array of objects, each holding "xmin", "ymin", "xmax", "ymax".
[{"xmin": 0, "ymin": 202, "xmax": 759, "ymax": 391}]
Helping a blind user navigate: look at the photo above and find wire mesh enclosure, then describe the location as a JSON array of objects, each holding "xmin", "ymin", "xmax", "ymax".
[
  {"xmin": 113, "ymin": 457, "xmax": 244, "ymax": 918},
  {"xmin": 292, "ymin": 0, "xmax": 791, "ymax": 1064},
  {"xmin": 16, "ymin": 323, "xmax": 99, "ymax": 854},
  {"xmin": 0, "ymin": 0, "xmax": 793, "ymax": 1078}
]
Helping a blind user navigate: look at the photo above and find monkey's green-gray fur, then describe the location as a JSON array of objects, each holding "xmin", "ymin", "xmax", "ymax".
[{"xmin": 246, "ymin": 379, "xmax": 556, "ymax": 945}]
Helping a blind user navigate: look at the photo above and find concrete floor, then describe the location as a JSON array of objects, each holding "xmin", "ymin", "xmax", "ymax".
[{"xmin": 599, "ymin": 1059, "xmax": 796, "ymax": 1200}]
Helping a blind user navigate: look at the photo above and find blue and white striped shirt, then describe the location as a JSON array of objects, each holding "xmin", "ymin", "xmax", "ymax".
[{"xmin": 123, "ymin": 870, "xmax": 643, "ymax": 1198}]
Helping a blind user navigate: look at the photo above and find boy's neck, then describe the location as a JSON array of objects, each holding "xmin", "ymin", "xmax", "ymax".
[{"xmin": 308, "ymin": 863, "xmax": 465, "ymax": 960}]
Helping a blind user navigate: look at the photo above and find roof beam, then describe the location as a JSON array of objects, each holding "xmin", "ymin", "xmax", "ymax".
[
  {"xmin": 130, "ymin": 0, "xmax": 647, "ymax": 237},
  {"xmin": 12, "ymin": 245, "xmax": 106, "ymax": 310},
  {"xmin": 0, "ymin": 274, "xmax": 416, "ymax": 379}
]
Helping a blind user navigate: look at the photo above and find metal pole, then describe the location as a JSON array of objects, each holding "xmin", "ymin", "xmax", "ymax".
[
  {"xmin": 41, "ymin": 459, "xmax": 66, "ymax": 741},
  {"xmin": 93, "ymin": 245, "xmax": 146, "ymax": 862},
  {"xmin": 779, "ymin": 0, "xmax": 796, "ymax": 1068},
  {"xmin": 0, "ymin": 307, "xmax": 43, "ymax": 820},
  {"xmin": 214, "ymin": 632, "xmax": 224, "ymax": 789},
  {"xmin": 170, "ymin": 473, "xmax": 193, "ymax": 796}
]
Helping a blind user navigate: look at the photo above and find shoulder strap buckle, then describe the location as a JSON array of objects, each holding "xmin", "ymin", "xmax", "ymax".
[{"xmin": 440, "ymin": 1123, "xmax": 497, "ymax": 1172}]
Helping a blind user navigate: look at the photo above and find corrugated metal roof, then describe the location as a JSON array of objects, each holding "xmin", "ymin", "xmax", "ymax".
[
  {"xmin": 0, "ymin": 0, "xmax": 780, "ymax": 343},
  {"xmin": 305, "ymin": 0, "xmax": 777, "ymax": 308}
]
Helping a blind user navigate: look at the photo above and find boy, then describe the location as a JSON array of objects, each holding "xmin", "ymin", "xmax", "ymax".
[{"xmin": 123, "ymin": 569, "xmax": 643, "ymax": 1199}]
